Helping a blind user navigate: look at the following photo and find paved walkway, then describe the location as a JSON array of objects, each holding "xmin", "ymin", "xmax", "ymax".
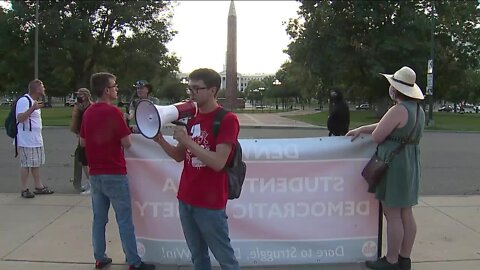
[
  {"xmin": 1, "ymin": 193, "xmax": 479, "ymax": 269},
  {"xmin": 2, "ymin": 109, "xmax": 480, "ymax": 269},
  {"xmin": 236, "ymin": 108, "xmax": 324, "ymax": 129}
]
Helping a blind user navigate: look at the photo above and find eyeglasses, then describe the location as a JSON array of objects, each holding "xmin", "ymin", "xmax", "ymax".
[
  {"xmin": 186, "ymin": 86, "xmax": 208, "ymax": 94},
  {"xmin": 107, "ymin": 84, "xmax": 118, "ymax": 89}
]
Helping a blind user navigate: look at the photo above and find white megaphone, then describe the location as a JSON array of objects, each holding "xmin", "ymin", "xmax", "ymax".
[{"xmin": 135, "ymin": 100, "xmax": 197, "ymax": 139}]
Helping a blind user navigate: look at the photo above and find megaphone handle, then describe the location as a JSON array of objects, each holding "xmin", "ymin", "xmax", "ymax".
[
  {"xmin": 171, "ymin": 120, "xmax": 187, "ymax": 127},
  {"xmin": 124, "ymin": 104, "xmax": 130, "ymax": 125}
]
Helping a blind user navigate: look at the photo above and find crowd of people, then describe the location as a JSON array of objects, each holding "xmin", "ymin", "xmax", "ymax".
[{"xmin": 13, "ymin": 66, "xmax": 424, "ymax": 270}]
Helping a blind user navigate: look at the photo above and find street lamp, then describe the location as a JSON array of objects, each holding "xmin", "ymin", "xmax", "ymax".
[
  {"xmin": 272, "ymin": 79, "xmax": 281, "ymax": 111},
  {"xmin": 180, "ymin": 78, "xmax": 189, "ymax": 100},
  {"xmin": 426, "ymin": 1, "xmax": 435, "ymax": 126},
  {"xmin": 252, "ymin": 89, "xmax": 259, "ymax": 109},
  {"xmin": 34, "ymin": 0, "xmax": 39, "ymax": 79},
  {"xmin": 258, "ymin": 87, "xmax": 265, "ymax": 111}
]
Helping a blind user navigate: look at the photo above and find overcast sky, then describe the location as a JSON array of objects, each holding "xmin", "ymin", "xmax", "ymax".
[
  {"xmin": 0, "ymin": 0, "xmax": 301, "ymax": 75},
  {"xmin": 167, "ymin": 1, "xmax": 301, "ymax": 75}
]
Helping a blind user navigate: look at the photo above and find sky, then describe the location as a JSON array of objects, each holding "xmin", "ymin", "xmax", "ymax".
[
  {"xmin": 167, "ymin": 1, "xmax": 301, "ymax": 75},
  {"xmin": 0, "ymin": 0, "xmax": 301, "ymax": 75}
]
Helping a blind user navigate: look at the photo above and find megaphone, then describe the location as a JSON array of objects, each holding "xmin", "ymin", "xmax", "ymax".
[{"xmin": 135, "ymin": 100, "xmax": 197, "ymax": 139}]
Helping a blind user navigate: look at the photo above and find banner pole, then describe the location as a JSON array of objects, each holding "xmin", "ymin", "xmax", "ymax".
[{"xmin": 377, "ymin": 202, "xmax": 383, "ymax": 258}]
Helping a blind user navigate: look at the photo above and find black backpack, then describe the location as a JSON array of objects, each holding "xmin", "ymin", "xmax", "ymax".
[
  {"xmin": 212, "ymin": 108, "xmax": 246, "ymax": 200},
  {"xmin": 4, "ymin": 95, "xmax": 32, "ymax": 157}
]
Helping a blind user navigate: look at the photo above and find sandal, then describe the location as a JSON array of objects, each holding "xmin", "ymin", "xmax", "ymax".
[
  {"xmin": 21, "ymin": 189, "xmax": 35, "ymax": 198},
  {"xmin": 33, "ymin": 186, "xmax": 54, "ymax": 195}
]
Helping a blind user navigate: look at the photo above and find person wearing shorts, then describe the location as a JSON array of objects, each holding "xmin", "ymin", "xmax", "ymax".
[{"xmin": 15, "ymin": 79, "xmax": 54, "ymax": 198}]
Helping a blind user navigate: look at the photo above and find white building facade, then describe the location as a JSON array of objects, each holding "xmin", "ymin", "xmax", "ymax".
[
  {"xmin": 219, "ymin": 71, "xmax": 272, "ymax": 92},
  {"xmin": 176, "ymin": 71, "xmax": 272, "ymax": 93}
]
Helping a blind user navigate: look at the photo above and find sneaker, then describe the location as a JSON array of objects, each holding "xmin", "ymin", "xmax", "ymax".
[
  {"xmin": 398, "ymin": 255, "xmax": 411, "ymax": 270},
  {"xmin": 365, "ymin": 256, "xmax": 399, "ymax": 270},
  {"xmin": 81, "ymin": 182, "xmax": 90, "ymax": 192},
  {"xmin": 21, "ymin": 189, "xmax": 35, "ymax": 199},
  {"xmin": 129, "ymin": 262, "xmax": 155, "ymax": 270},
  {"xmin": 95, "ymin": 257, "xmax": 112, "ymax": 269},
  {"xmin": 81, "ymin": 187, "xmax": 91, "ymax": 195}
]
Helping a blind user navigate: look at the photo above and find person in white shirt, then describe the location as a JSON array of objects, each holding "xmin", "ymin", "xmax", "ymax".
[{"xmin": 16, "ymin": 79, "xmax": 54, "ymax": 198}]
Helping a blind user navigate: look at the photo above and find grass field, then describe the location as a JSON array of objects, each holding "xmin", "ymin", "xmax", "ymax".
[
  {"xmin": 286, "ymin": 110, "xmax": 480, "ymax": 131},
  {"xmin": 0, "ymin": 106, "xmax": 75, "ymax": 126},
  {"xmin": 1, "ymin": 105, "xmax": 479, "ymax": 131}
]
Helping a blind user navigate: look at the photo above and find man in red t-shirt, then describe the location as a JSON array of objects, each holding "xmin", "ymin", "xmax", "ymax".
[
  {"xmin": 80, "ymin": 72, "xmax": 155, "ymax": 270},
  {"xmin": 154, "ymin": 68, "xmax": 240, "ymax": 270}
]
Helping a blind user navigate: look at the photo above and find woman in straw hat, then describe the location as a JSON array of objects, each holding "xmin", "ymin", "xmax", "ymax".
[{"xmin": 347, "ymin": 66, "xmax": 426, "ymax": 270}]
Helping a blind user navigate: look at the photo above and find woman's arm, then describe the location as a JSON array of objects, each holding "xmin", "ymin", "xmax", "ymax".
[
  {"xmin": 371, "ymin": 104, "xmax": 408, "ymax": 143},
  {"xmin": 346, "ymin": 123, "xmax": 378, "ymax": 141}
]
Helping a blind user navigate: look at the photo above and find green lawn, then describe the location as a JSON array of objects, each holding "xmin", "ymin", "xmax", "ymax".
[
  {"xmin": 286, "ymin": 110, "xmax": 480, "ymax": 132},
  {"xmin": 0, "ymin": 106, "xmax": 74, "ymax": 126},
  {"xmin": 1, "ymin": 105, "xmax": 479, "ymax": 132}
]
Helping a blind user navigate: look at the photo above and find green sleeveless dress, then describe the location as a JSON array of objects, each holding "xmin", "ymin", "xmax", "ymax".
[{"xmin": 374, "ymin": 101, "xmax": 425, "ymax": 208}]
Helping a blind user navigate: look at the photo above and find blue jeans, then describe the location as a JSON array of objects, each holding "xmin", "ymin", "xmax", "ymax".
[
  {"xmin": 179, "ymin": 200, "xmax": 240, "ymax": 270},
  {"xmin": 90, "ymin": 174, "xmax": 141, "ymax": 267}
]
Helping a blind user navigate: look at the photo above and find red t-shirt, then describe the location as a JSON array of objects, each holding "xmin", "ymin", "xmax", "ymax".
[
  {"xmin": 177, "ymin": 107, "xmax": 240, "ymax": 209},
  {"xmin": 80, "ymin": 103, "xmax": 131, "ymax": 175}
]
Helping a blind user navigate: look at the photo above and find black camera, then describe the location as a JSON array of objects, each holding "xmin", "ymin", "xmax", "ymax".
[{"xmin": 76, "ymin": 96, "xmax": 83, "ymax": 103}]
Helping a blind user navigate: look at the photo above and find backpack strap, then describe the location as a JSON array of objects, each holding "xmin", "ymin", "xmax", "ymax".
[
  {"xmin": 212, "ymin": 108, "xmax": 229, "ymax": 137},
  {"xmin": 27, "ymin": 96, "xmax": 32, "ymax": 132},
  {"xmin": 14, "ymin": 135, "xmax": 18, "ymax": 158},
  {"xmin": 18, "ymin": 95, "xmax": 33, "ymax": 132},
  {"xmin": 14, "ymin": 95, "xmax": 33, "ymax": 158},
  {"xmin": 213, "ymin": 108, "xmax": 237, "ymax": 169}
]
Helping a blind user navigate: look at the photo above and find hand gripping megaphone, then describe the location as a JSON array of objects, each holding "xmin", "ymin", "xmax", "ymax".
[{"xmin": 135, "ymin": 100, "xmax": 197, "ymax": 139}]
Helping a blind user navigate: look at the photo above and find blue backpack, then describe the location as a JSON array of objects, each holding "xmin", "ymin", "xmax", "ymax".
[
  {"xmin": 4, "ymin": 95, "xmax": 32, "ymax": 157},
  {"xmin": 212, "ymin": 108, "xmax": 246, "ymax": 200}
]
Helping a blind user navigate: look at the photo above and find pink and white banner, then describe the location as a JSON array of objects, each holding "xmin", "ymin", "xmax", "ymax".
[{"xmin": 125, "ymin": 135, "xmax": 379, "ymax": 266}]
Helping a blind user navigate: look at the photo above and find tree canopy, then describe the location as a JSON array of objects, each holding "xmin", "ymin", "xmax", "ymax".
[
  {"xmin": 0, "ymin": 0, "xmax": 179, "ymax": 98},
  {"xmin": 285, "ymin": 0, "xmax": 480, "ymax": 104}
]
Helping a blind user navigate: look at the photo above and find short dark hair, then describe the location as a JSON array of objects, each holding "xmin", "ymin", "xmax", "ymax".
[
  {"xmin": 188, "ymin": 68, "xmax": 221, "ymax": 94},
  {"xmin": 90, "ymin": 72, "xmax": 116, "ymax": 97}
]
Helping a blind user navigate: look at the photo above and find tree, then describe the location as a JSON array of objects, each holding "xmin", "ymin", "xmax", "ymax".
[
  {"xmin": 285, "ymin": 0, "xmax": 480, "ymax": 105},
  {"xmin": 156, "ymin": 74, "xmax": 189, "ymax": 103},
  {"xmin": 0, "ymin": 6, "xmax": 33, "ymax": 95},
  {"xmin": 0, "ymin": 1, "xmax": 179, "ymax": 97},
  {"xmin": 244, "ymin": 79, "xmax": 266, "ymax": 105}
]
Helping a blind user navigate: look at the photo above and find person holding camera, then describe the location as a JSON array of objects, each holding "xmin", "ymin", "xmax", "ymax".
[{"xmin": 70, "ymin": 88, "xmax": 93, "ymax": 194}]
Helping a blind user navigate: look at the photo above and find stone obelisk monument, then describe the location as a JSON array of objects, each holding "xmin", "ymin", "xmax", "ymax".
[{"xmin": 225, "ymin": 0, "xmax": 237, "ymax": 110}]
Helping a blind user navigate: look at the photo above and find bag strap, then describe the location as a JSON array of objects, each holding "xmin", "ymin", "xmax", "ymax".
[
  {"xmin": 18, "ymin": 95, "xmax": 33, "ymax": 131},
  {"xmin": 15, "ymin": 95, "xmax": 34, "ymax": 158},
  {"xmin": 212, "ymin": 108, "xmax": 228, "ymax": 137},
  {"xmin": 384, "ymin": 104, "xmax": 420, "ymax": 163},
  {"xmin": 212, "ymin": 107, "xmax": 236, "ymax": 168}
]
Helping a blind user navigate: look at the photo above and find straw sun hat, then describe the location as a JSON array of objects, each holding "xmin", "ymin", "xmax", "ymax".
[{"xmin": 381, "ymin": 66, "xmax": 424, "ymax": 100}]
